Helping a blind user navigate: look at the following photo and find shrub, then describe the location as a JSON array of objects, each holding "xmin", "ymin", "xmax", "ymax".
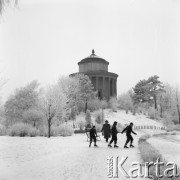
[
  {"xmin": 162, "ymin": 112, "xmax": 175, "ymax": 126},
  {"xmin": 147, "ymin": 107, "xmax": 156, "ymax": 119},
  {"xmin": 8, "ymin": 123, "xmax": 39, "ymax": 137},
  {"xmin": 172, "ymin": 125, "xmax": 180, "ymax": 131},
  {"xmin": 8, "ymin": 123, "xmax": 29, "ymax": 137},
  {"xmin": 138, "ymin": 135, "xmax": 180, "ymax": 180},
  {"xmin": 138, "ymin": 134, "xmax": 151, "ymax": 144},
  {"xmin": 59, "ymin": 125, "xmax": 74, "ymax": 136},
  {"xmin": 40, "ymin": 125, "xmax": 74, "ymax": 137},
  {"xmin": 76, "ymin": 120, "xmax": 86, "ymax": 130},
  {"xmin": 95, "ymin": 114, "xmax": 102, "ymax": 124},
  {"xmin": 50, "ymin": 126, "xmax": 60, "ymax": 136},
  {"xmin": 166, "ymin": 124, "xmax": 180, "ymax": 132},
  {"xmin": 139, "ymin": 141, "xmax": 161, "ymax": 163},
  {"xmin": 74, "ymin": 129, "xmax": 85, "ymax": 134},
  {"xmin": 172, "ymin": 119, "xmax": 179, "ymax": 125},
  {"xmin": 139, "ymin": 135, "xmax": 162, "ymax": 180},
  {"xmin": 109, "ymin": 97, "xmax": 118, "ymax": 112},
  {"xmin": 117, "ymin": 92, "xmax": 133, "ymax": 111},
  {"xmin": 40, "ymin": 126, "xmax": 60, "ymax": 137},
  {"xmin": 0, "ymin": 124, "xmax": 6, "ymax": 136},
  {"xmin": 85, "ymin": 110, "xmax": 92, "ymax": 124},
  {"xmin": 76, "ymin": 112, "xmax": 87, "ymax": 130},
  {"xmin": 87, "ymin": 99, "xmax": 101, "ymax": 111},
  {"xmin": 100, "ymin": 100, "xmax": 108, "ymax": 109},
  {"xmin": 94, "ymin": 110, "xmax": 103, "ymax": 124},
  {"xmin": 29, "ymin": 128, "xmax": 40, "ymax": 137},
  {"xmin": 153, "ymin": 132, "xmax": 177, "ymax": 137},
  {"xmin": 95, "ymin": 124, "xmax": 102, "ymax": 133},
  {"xmin": 87, "ymin": 98, "xmax": 108, "ymax": 112},
  {"xmin": 38, "ymin": 126, "xmax": 47, "ymax": 136}
]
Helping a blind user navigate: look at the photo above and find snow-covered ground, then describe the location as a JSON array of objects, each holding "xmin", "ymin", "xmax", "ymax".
[
  {"xmin": 0, "ymin": 133, "xmax": 148, "ymax": 180},
  {"xmin": 0, "ymin": 110, "xmax": 172, "ymax": 180},
  {"xmin": 103, "ymin": 109, "xmax": 164, "ymax": 127}
]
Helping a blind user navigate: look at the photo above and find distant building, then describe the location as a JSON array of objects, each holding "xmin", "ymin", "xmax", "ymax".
[{"xmin": 70, "ymin": 50, "xmax": 118, "ymax": 100}]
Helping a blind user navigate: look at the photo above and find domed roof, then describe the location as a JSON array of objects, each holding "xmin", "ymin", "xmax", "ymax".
[{"xmin": 78, "ymin": 50, "xmax": 109, "ymax": 65}]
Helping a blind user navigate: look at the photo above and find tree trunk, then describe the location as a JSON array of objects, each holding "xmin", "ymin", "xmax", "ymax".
[
  {"xmin": 159, "ymin": 95, "xmax": 163, "ymax": 118},
  {"xmin": 48, "ymin": 104, "xmax": 51, "ymax": 138},
  {"xmin": 154, "ymin": 95, "xmax": 157, "ymax": 118},
  {"xmin": 177, "ymin": 104, "xmax": 180, "ymax": 124},
  {"xmin": 154, "ymin": 95, "xmax": 157, "ymax": 110},
  {"xmin": 73, "ymin": 119, "xmax": 75, "ymax": 128},
  {"xmin": 160, "ymin": 106, "xmax": 163, "ymax": 118},
  {"xmin": 48, "ymin": 118, "xmax": 51, "ymax": 138},
  {"xmin": 33, "ymin": 121, "xmax": 36, "ymax": 127},
  {"xmin": 85, "ymin": 98, "xmax": 88, "ymax": 113},
  {"xmin": 175, "ymin": 89, "xmax": 180, "ymax": 124}
]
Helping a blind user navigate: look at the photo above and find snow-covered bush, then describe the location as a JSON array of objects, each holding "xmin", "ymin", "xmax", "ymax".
[
  {"xmin": 94, "ymin": 110, "xmax": 103, "ymax": 124},
  {"xmin": 0, "ymin": 124, "xmax": 6, "ymax": 136},
  {"xmin": 8, "ymin": 123, "xmax": 39, "ymax": 137},
  {"xmin": 95, "ymin": 124, "xmax": 102, "ymax": 133},
  {"xmin": 85, "ymin": 110, "xmax": 92, "ymax": 124},
  {"xmin": 59, "ymin": 125, "xmax": 74, "ymax": 136},
  {"xmin": 109, "ymin": 97, "xmax": 118, "ymax": 112},
  {"xmin": 147, "ymin": 107, "xmax": 156, "ymax": 119},
  {"xmin": 28, "ymin": 128, "xmax": 40, "ymax": 137}
]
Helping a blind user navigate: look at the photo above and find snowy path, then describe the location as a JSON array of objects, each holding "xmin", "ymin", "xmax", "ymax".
[
  {"xmin": 0, "ymin": 133, "xmax": 147, "ymax": 180},
  {"xmin": 148, "ymin": 135, "xmax": 180, "ymax": 168}
]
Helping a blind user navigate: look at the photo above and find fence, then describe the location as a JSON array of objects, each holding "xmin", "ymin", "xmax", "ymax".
[
  {"xmin": 66, "ymin": 123, "xmax": 166, "ymax": 131},
  {"xmin": 133, "ymin": 125, "xmax": 166, "ymax": 130}
]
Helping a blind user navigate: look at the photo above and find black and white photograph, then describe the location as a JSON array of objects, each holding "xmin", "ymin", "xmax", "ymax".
[{"xmin": 0, "ymin": 0, "xmax": 180, "ymax": 179}]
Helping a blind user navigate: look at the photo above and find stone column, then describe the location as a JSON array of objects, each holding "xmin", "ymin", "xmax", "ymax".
[
  {"xmin": 89, "ymin": 76, "xmax": 92, "ymax": 82},
  {"xmin": 112, "ymin": 79, "xmax": 114, "ymax": 97},
  {"xmin": 102, "ymin": 76, "xmax": 105, "ymax": 99},
  {"xmin": 108, "ymin": 77, "xmax": 111, "ymax": 99},
  {"xmin": 114, "ymin": 79, "xmax": 116, "ymax": 96},
  {"xmin": 115, "ymin": 79, "xmax": 117, "ymax": 96},
  {"xmin": 96, "ymin": 76, "xmax": 99, "ymax": 91}
]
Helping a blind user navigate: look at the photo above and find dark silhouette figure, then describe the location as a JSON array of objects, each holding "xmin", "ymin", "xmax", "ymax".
[
  {"xmin": 101, "ymin": 120, "xmax": 111, "ymax": 143},
  {"xmin": 121, "ymin": 122, "xmax": 137, "ymax": 148},
  {"xmin": 89, "ymin": 126, "xmax": 98, "ymax": 147},
  {"xmin": 108, "ymin": 121, "xmax": 119, "ymax": 148}
]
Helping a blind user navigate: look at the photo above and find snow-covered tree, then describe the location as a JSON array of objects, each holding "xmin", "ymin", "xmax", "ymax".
[
  {"xmin": 22, "ymin": 109, "xmax": 44, "ymax": 127},
  {"xmin": 41, "ymin": 85, "xmax": 66, "ymax": 138},
  {"xmin": 4, "ymin": 80, "xmax": 40, "ymax": 126},
  {"xmin": 133, "ymin": 75, "xmax": 165, "ymax": 111}
]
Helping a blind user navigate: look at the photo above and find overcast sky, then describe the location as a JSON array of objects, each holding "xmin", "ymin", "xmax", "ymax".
[{"xmin": 0, "ymin": 0, "xmax": 180, "ymax": 102}]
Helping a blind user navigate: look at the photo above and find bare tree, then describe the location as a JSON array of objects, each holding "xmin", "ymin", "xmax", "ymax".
[{"xmin": 41, "ymin": 85, "xmax": 66, "ymax": 138}]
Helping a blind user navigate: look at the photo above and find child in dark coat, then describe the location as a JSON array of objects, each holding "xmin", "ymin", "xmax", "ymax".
[{"xmin": 89, "ymin": 126, "xmax": 98, "ymax": 147}]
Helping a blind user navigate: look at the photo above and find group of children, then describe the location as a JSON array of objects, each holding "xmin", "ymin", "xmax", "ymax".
[{"xmin": 88, "ymin": 120, "xmax": 137, "ymax": 148}]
